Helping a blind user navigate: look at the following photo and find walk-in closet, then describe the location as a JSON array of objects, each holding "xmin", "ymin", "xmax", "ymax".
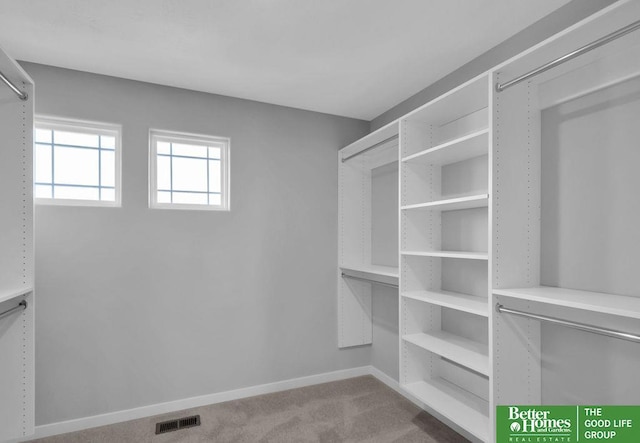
[{"xmin": 1, "ymin": 1, "xmax": 638, "ymax": 442}]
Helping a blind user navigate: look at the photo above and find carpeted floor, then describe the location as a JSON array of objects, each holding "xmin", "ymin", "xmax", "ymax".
[{"xmin": 27, "ymin": 375, "xmax": 468, "ymax": 442}]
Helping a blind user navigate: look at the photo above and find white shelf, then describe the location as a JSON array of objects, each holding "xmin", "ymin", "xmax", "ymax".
[
  {"xmin": 403, "ymin": 378, "xmax": 489, "ymax": 442},
  {"xmin": 340, "ymin": 264, "xmax": 399, "ymax": 286},
  {"xmin": 403, "ymin": 290, "xmax": 488, "ymax": 317},
  {"xmin": 402, "ymin": 129, "xmax": 489, "ymax": 166},
  {"xmin": 0, "ymin": 287, "xmax": 33, "ymax": 305},
  {"xmin": 403, "ymin": 331, "xmax": 489, "ymax": 376},
  {"xmin": 401, "ymin": 194, "xmax": 488, "ymax": 212},
  {"xmin": 494, "ymin": 286, "xmax": 640, "ymax": 320},
  {"xmin": 401, "ymin": 250, "xmax": 488, "ymax": 260}
]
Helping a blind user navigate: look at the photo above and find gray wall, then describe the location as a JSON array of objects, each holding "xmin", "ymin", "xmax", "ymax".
[
  {"xmin": 23, "ymin": 62, "xmax": 370, "ymax": 426},
  {"xmin": 540, "ymin": 76, "xmax": 640, "ymax": 404},
  {"xmin": 370, "ymin": 0, "xmax": 617, "ymax": 130}
]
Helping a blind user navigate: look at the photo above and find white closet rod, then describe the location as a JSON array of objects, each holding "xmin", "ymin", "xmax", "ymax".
[
  {"xmin": 496, "ymin": 19, "xmax": 640, "ymax": 92},
  {"xmin": 0, "ymin": 70, "xmax": 28, "ymax": 101},
  {"xmin": 496, "ymin": 303, "xmax": 640, "ymax": 343},
  {"xmin": 0, "ymin": 300, "xmax": 27, "ymax": 321},
  {"xmin": 341, "ymin": 273, "xmax": 398, "ymax": 289},
  {"xmin": 341, "ymin": 135, "xmax": 398, "ymax": 162}
]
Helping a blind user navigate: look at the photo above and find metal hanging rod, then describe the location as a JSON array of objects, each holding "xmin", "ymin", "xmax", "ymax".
[
  {"xmin": 496, "ymin": 303, "xmax": 640, "ymax": 344},
  {"xmin": 341, "ymin": 134, "xmax": 398, "ymax": 163},
  {"xmin": 0, "ymin": 70, "xmax": 28, "ymax": 101},
  {"xmin": 496, "ymin": 19, "xmax": 640, "ymax": 92},
  {"xmin": 341, "ymin": 273, "xmax": 398, "ymax": 289},
  {"xmin": 0, "ymin": 300, "xmax": 27, "ymax": 321}
]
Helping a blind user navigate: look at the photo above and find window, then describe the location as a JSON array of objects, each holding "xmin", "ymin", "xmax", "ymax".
[
  {"xmin": 34, "ymin": 117, "xmax": 121, "ymax": 206},
  {"xmin": 149, "ymin": 130, "xmax": 230, "ymax": 210}
]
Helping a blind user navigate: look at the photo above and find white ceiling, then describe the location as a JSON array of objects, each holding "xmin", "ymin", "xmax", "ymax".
[{"xmin": 0, "ymin": 0, "xmax": 572, "ymax": 120}]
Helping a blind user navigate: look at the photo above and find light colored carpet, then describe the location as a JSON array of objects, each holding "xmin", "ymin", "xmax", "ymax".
[{"xmin": 27, "ymin": 375, "xmax": 468, "ymax": 442}]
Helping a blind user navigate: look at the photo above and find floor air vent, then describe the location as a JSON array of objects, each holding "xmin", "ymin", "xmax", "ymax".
[{"xmin": 155, "ymin": 415, "xmax": 201, "ymax": 434}]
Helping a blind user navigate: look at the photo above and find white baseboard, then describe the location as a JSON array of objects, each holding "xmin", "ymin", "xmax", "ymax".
[
  {"xmin": 31, "ymin": 366, "xmax": 371, "ymax": 440},
  {"xmin": 27, "ymin": 366, "xmax": 481, "ymax": 443}
]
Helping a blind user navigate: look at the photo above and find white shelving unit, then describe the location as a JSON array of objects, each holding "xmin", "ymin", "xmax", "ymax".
[
  {"xmin": 338, "ymin": 122, "xmax": 399, "ymax": 348},
  {"xmin": 399, "ymin": 73, "xmax": 491, "ymax": 442},
  {"xmin": 336, "ymin": 2, "xmax": 640, "ymax": 440}
]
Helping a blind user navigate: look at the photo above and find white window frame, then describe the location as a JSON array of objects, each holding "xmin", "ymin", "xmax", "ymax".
[
  {"xmin": 149, "ymin": 129, "xmax": 231, "ymax": 211},
  {"xmin": 34, "ymin": 116, "xmax": 123, "ymax": 207}
]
